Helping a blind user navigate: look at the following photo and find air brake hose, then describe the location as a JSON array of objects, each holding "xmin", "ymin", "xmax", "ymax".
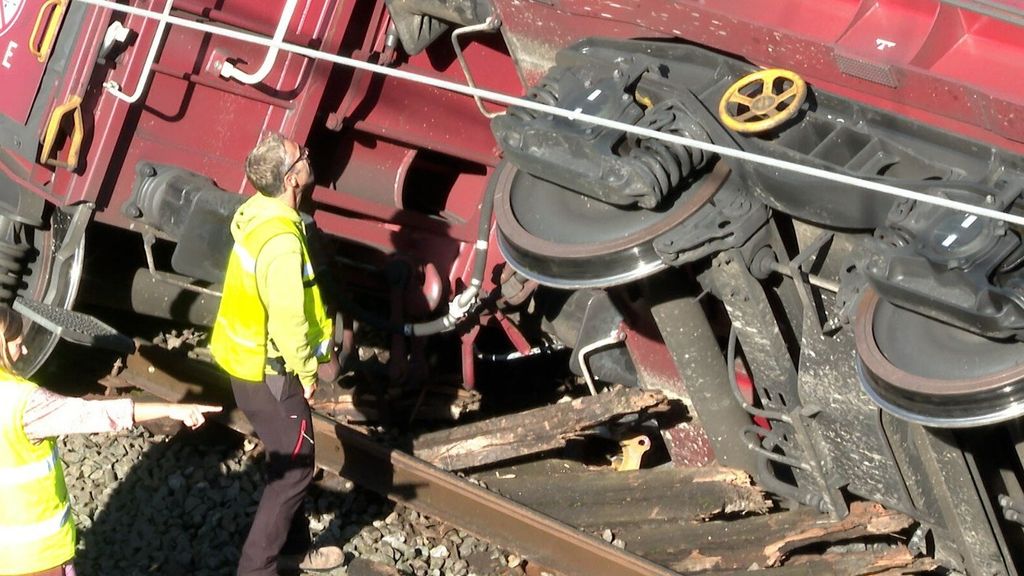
[
  {"xmin": 321, "ymin": 170, "xmax": 494, "ymax": 337},
  {"xmin": 402, "ymin": 172, "xmax": 496, "ymax": 336}
]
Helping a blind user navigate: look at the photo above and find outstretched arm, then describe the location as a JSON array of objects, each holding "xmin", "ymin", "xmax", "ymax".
[
  {"xmin": 133, "ymin": 402, "xmax": 221, "ymax": 429},
  {"xmin": 23, "ymin": 387, "xmax": 221, "ymax": 441}
]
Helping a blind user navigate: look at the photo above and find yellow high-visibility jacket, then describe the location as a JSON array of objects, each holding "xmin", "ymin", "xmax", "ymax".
[
  {"xmin": 0, "ymin": 375, "xmax": 76, "ymax": 575},
  {"xmin": 210, "ymin": 193, "xmax": 332, "ymax": 388}
]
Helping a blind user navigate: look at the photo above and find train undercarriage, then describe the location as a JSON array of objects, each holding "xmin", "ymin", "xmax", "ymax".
[{"xmin": 3, "ymin": 0, "xmax": 1024, "ymax": 573}]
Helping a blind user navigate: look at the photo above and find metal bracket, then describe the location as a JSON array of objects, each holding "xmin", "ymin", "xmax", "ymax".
[
  {"xmin": 577, "ymin": 329, "xmax": 625, "ymax": 396},
  {"xmin": 705, "ymin": 249, "xmax": 847, "ymax": 517},
  {"xmin": 653, "ymin": 184, "xmax": 768, "ymax": 267},
  {"xmin": 787, "ymin": 231, "xmax": 836, "ymax": 337},
  {"xmin": 142, "ymin": 231, "xmax": 222, "ymax": 298},
  {"xmin": 613, "ymin": 435, "xmax": 651, "ymax": 471}
]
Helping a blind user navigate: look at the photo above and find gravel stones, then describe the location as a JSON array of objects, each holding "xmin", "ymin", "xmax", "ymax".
[{"xmin": 59, "ymin": 426, "xmax": 518, "ymax": 576}]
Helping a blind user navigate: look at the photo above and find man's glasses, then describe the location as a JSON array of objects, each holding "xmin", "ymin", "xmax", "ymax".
[{"xmin": 284, "ymin": 146, "xmax": 309, "ymax": 176}]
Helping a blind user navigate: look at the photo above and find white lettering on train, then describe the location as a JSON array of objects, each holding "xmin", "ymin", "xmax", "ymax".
[{"xmin": 2, "ymin": 41, "xmax": 15, "ymax": 69}]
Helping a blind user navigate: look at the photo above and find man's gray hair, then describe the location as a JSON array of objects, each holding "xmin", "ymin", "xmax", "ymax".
[{"xmin": 244, "ymin": 132, "xmax": 290, "ymax": 197}]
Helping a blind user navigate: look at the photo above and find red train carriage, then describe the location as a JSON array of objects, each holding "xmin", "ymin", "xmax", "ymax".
[{"xmin": 3, "ymin": 0, "xmax": 1024, "ymax": 572}]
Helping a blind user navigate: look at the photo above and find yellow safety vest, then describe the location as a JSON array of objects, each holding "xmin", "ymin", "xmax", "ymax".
[
  {"xmin": 0, "ymin": 376, "xmax": 76, "ymax": 575},
  {"xmin": 210, "ymin": 210, "xmax": 333, "ymax": 382}
]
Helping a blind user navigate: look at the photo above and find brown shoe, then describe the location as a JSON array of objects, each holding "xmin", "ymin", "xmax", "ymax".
[{"xmin": 278, "ymin": 545, "xmax": 345, "ymax": 573}]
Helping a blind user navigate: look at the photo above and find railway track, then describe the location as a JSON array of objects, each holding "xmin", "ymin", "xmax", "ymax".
[{"xmin": 107, "ymin": 343, "xmax": 921, "ymax": 576}]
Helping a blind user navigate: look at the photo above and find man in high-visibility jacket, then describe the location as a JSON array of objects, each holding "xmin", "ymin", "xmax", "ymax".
[{"xmin": 210, "ymin": 133, "xmax": 342, "ymax": 576}]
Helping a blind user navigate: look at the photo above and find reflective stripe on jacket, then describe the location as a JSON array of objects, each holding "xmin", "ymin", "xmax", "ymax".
[
  {"xmin": 0, "ymin": 376, "xmax": 76, "ymax": 575},
  {"xmin": 210, "ymin": 193, "xmax": 333, "ymax": 385}
]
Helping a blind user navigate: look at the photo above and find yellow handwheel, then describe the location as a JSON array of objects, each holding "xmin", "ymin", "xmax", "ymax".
[{"xmin": 718, "ymin": 69, "xmax": 807, "ymax": 134}]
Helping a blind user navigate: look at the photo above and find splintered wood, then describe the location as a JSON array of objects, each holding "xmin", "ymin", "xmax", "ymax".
[
  {"xmin": 476, "ymin": 460, "xmax": 770, "ymax": 527},
  {"xmin": 763, "ymin": 502, "xmax": 913, "ymax": 565},
  {"xmin": 662, "ymin": 501, "xmax": 932, "ymax": 575},
  {"xmin": 413, "ymin": 386, "xmax": 669, "ymax": 470},
  {"xmin": 474, "ymin": 459, "xmax": 931, "ymax": 576},
  {"xmin": 314, "ymin": 384, "xmax": 482, "ymax": 423},
  {"xmin": 760, "ymin": 502, "xmax": 939, "ymax": 575}
]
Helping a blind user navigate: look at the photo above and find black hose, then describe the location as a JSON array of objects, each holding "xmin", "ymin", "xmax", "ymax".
[
  {"xmin": 403, "ymin": 166, "xmax": 496, "ymax": 336},
  {"xmin": 313, "ymin": 171, "xmax": 495, "ymax": 338}
]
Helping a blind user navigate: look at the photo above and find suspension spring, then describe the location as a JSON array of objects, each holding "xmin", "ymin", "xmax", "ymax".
[
  {"xmin": 628, "ymin": 101, "xmax": 710, "ymax": 205},
  {"xmin": 0, "ymin": 234, "xmax": 31, "ymax": 304}
]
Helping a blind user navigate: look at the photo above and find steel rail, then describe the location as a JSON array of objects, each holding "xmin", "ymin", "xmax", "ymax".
[
  {"xmin": 310, "ymin": 414, "xmax": 682, "ymax": 576},
  {"xmin": 310, "ymin": 413, "xmax": 818, "ymax": 576},
  {"xmin": 308, "ymin": 416, "xmax": 822, "ymax": 576},
  {"xmin": 119, "ymin": 345, "xmax": 817, "ymax": 576},
  {"xmin": 118, "ymin": 346, "xmax": 677, "ymax": 576}
]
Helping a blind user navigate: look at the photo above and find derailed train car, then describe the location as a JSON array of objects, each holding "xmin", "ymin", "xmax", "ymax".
[{"xmin": 1, "ymin": 0, "xmax": 1023, "ymax": 572}]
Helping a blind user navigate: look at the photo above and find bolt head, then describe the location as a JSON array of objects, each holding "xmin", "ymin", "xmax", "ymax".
[{"xmin": 503, "ymin": 131, "xmax": 522, "ymax": 149}]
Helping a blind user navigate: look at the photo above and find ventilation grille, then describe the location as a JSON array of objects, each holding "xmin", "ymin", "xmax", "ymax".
[{"xmin": 835, "ymin": 52, "xmax": 899, "ymax": 88}]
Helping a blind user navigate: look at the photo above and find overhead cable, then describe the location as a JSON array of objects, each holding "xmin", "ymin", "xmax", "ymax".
[{"xmin": 77, "ymin": 0, "xmax": 1024, "ymax": 227}]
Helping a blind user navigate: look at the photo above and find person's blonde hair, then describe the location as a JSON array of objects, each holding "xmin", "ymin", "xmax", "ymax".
[
  {"xmin": 244, "ymin": 132, "xmax": 290, "ymax": 197},
  {"xmin": 0, "ymin": 306, "xmax": 24, "ymax": 373}
]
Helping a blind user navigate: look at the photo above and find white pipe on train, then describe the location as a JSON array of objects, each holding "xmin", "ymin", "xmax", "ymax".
[
  {"xmin": 102, "ymin": 0, "xmax": 175, "ymax": 102},
  {"xmin": 75, "ymin": 0, "xmax": 1024, "ymax": 228},
  {"xmin": 218, "ymin": 0, "xmax": 298, "ymax": 85}
]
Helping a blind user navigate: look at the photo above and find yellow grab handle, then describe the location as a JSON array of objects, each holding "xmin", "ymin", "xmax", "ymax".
[
  {"xmin": 40, "ymin": 95, "xmax": 84, "ymax": 171},
  {"xmin": 29, "ymin": 0, "xmax": 68, "ymax": 63}
]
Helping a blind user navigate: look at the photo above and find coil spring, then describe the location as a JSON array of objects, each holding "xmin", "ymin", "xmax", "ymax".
[
  {"xmin": 627, "ymin": 101, "xmax": 710, "ymax": 205},
  {"xmin": 0, "ymin": 221, "xmax": 31, "ymax": 304}
]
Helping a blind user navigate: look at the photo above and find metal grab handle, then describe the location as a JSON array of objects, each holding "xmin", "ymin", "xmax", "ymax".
[
  {"xmin": 219, "ymin": 0, "xmax": 298, "ymax": 85},
  {"xmin": 40, "ymin": 95, "xmax": 85, "ymax": 171},
  {"xmin": 29, "ymin": 0, "xmax": 68, "ymax": 63},
  {"xmin": 451, "ymin": 16, "xmax": 502, "ymax": 119},
  {"xmin": 104, "ymin": 0, "xmax": 175, "ymax": 103}
]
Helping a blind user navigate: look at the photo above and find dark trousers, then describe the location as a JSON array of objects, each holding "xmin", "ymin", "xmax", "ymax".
[{"xmin": 231, "ymin": 373, "xmax": 315, "ymax": 576}]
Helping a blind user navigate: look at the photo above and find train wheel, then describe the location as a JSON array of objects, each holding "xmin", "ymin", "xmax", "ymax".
[
  {"xmin": 0, "ymin": 204, "xmax": 90, "ymax": 376},
  {"xmin": 854, "ymin": 286, "xmax": 1024, "ymax": 428},
  {"xmin": 493, "ymin": 160, "xmax": 730, "ymax": 289}
]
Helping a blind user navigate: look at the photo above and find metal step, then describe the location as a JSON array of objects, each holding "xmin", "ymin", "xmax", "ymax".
[{"xmin": 14, "ymin": 298, "xmax": 136, "ymax": 355}]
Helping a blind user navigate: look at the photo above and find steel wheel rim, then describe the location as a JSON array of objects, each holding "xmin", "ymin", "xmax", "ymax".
[
  {"xmin": 854, "ymin": 287, "xmax": 1024, "ymax": 428},
  {"xmin": 494, "ymin": 161, "xmax": 729, "ymax": 289}
]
